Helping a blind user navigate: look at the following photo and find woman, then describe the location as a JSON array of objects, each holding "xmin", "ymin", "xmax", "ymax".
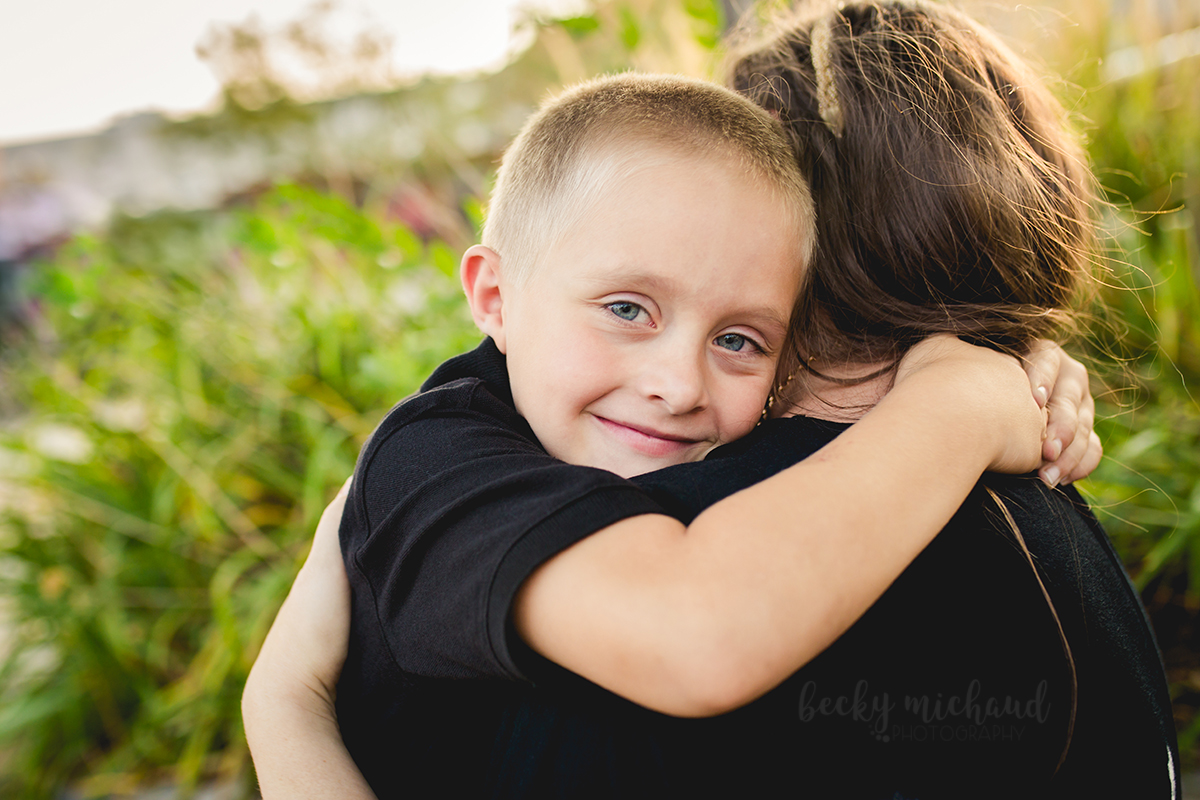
[{"xmin": 243, "ymin": 2, "xmax": 1175, "ymax": 797}]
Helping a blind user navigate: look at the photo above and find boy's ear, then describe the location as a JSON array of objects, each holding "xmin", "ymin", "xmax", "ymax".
[{"xmin": 460, "ymin": 245, "xmax": 507, "ymax": 353}]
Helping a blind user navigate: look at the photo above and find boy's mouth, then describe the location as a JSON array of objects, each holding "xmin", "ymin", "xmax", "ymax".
[{"xmin": 592, "ymin": 415, "xmax": 705, "ymax": 459}]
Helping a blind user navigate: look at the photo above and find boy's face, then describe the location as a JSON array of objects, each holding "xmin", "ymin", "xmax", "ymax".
[{"xmin": 477, "ymin": 151, "xmax": 804, "ymax": 478}]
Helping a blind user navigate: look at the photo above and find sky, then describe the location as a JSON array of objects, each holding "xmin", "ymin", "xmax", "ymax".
[{"xmin": 0, "ymin": 0, "xmax": 582, "ymax": 146}]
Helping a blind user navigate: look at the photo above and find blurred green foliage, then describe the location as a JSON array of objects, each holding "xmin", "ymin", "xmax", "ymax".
[
  {"xmin": 0, "ymin": 185, "xmax": 477, "ymax": 797},
  {"xmin": 0, "ymin": 0, "xmax": 1197, "ymax": 794},
  {"xmin": 1030, "ymin": 0, "xmax": 1200, "ymax": 752},
  {"xmin": 1066, "ymin": 17, "xmax": 1200, "ymax": 596}
]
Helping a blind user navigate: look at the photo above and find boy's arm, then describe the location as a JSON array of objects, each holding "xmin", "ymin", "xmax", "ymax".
[
  {"xmin": 514, "ymin": 336, "xmax": 1047, "ymax": 717},
  {"xmin": 243, "ymin": 481, "xmax": 377, "ymax": 800}
]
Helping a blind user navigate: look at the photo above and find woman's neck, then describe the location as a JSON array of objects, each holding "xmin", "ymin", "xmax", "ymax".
[{"xmin": 781, "ymin": 362, "xmax": 895, "ymax": 423}]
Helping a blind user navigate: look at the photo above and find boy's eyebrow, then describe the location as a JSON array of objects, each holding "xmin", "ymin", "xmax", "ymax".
[
  {"xmin": 580, "ymin": 268, "xmax": 675, "ymax": 294},
  {"xmin": 736, "ymin": 308, "xmax": 792, "ymax": 342}
]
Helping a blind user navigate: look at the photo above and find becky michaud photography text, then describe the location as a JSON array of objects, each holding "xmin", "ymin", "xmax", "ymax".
[{"xmin": 798, "ymin": 679, "xmax": 1051, "ymax": 743}]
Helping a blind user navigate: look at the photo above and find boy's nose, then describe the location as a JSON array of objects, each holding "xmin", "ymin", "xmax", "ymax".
[{"xmin": 640, "ymin": 345, "xmax": 709, "ymax": 415}]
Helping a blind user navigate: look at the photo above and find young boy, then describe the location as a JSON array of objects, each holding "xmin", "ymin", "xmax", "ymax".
[
  {"xmin": 329, "ymin": 73, "xmax": 1047, "ymax": 796},
  {"xmin": 334, "ymin": 72, "xmax": 811, "ymax": 792}
]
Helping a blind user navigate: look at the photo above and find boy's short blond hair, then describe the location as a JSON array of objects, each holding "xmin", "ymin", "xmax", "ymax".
[{"xmin": 483, "ymin": 73, "xmax": 815, "ymax": 284}]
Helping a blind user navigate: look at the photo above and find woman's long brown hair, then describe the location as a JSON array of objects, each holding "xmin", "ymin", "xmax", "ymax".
[
  {"xmin": 728, "ymin": 0, "xmax": 1097, "ymax": 385},
  {"xmin": 727, "ymin": 1, "xmax": 1098, "ymax": 770}
]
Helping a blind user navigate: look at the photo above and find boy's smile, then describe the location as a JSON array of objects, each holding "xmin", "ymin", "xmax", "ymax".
[
  {"xmin": 465, "ymin": 148, "xmax": 805, "ymax": 478},
  {"xmin": 591, "ymin": 415, "xmax": 705, "ymax": 459}
]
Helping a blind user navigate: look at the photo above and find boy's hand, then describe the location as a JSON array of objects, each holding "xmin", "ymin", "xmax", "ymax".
[
  {"xmin": 895, "ymin": 335, "xmax": 1046, "ymax": 475},
  {"xmin": 243, "ymin": 479, "xmax": 376, "ymax": 800},
  {"xmin": 1021, "ymin": 340, "xmax": 1102, "ymax": 487},
  {"xmin": 255, "ymin": 477, "xmax": 352, "ymax": 707}
]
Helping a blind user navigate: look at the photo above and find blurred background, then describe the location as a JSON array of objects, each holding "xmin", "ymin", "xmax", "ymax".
[{"xmin": 0, "ymin": 0, "xmax": 1196, "ymax": 796}]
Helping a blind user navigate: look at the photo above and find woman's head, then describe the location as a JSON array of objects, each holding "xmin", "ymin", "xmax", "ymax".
[{"xmin": 727, "ymin": 0, "xmax": 1097, "ymax": 390}]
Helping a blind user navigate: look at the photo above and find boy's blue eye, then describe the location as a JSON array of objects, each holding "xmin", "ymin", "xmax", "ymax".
[
  {"xmin": 716, "ymin": 333, "xmax": 749, "ymax": 352},
  {"xmin": 607, "ymin": 302, "xmax": 643, "ymax": 321}
]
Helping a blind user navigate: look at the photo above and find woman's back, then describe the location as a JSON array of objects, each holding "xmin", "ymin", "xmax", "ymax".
[
  {"xmin": 716, "ymin": 5, "xmax": 1178, "ymax": 787},
  {"xmin": 642, "ymin": 416, "xmax": 1178, "ymax": 798}
]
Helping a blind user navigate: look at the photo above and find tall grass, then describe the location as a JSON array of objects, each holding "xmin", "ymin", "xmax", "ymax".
[
  {"xmin": 1066, "ymin": 10, "xmax": 1200, "ymax": 594},
  {"xmin": 0, "ymin": 185, "xmax": 478, "ymax": 797},
  {"xmin": 1040, "ymin": 0, "xmax": 1200, "ymax": 753}
]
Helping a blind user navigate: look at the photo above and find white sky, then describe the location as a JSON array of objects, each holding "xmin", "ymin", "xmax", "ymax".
[{"xmin": 0, "ymin": 0, "xmax": 582, "ymax": 146}]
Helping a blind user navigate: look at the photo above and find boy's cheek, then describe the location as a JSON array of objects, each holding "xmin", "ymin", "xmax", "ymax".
[{"xmin": 717, "ymin": 377, "xmax": 775, "ymax": 444}]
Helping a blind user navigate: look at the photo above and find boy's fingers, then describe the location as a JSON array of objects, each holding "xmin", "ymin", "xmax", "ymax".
[
  {"xmin": 1063, "ymin": 431, "xmax": 1103, "ymax": 484},
  {"xmin": 1028, "ymin": 343, "xmax": 1099, "ymax": 488},
  {"xmin": 1022, "ymin": 340, "xmax": 1060, "ymax": 410},
  {"xmin": 1041, "ymin": 432, "xmax": 1094, "ymax": 486},
  {"xmin": 1041, "ymin": 400, "xmax": 1076, "ymax": 464},
  {"xmin": 1040, "ymin": 424, "xmax": 1083, "ymax": 487},
  {"xmin": 1040, "ymin": 404, "xmax": 1099, "ymax": 487},
  {"xmin": 1042, "ymin": 391, "xmax": 1090, "ymax": 463},
  {"xmin": 1040, "ymin": 358, "xmax": 1092, "ymax": 464}
]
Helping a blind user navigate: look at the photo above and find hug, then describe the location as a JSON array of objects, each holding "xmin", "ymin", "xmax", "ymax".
[{"xmin": 243, "ymin": 3, "xmax": 1179, "ymax": 798}]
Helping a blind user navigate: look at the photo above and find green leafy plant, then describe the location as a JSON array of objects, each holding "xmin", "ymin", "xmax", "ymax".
[
  {"xmin": 1046, "ymin": 5, "xmax": 1200, "ymax": 759},
  {"xmin": 0, "ymin": 184, "xmax": 477, "ymax": 796},
  {"xmin": 1067, "ymin": 25, "xmax": 1200, "ymax": 593}
]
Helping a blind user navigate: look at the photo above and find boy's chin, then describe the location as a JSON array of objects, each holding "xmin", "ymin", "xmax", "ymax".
[{"xmin": 585, "ymin": 447, "xmax": 710, "ymax": 479}]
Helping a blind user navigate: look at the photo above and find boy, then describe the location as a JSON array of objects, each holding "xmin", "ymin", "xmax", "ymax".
[
  {"xmin": 332, "ymin": 73, "xmax": 1046, "ymax": 795},
  {"xmin": 335, "ymin": 72, "xmax": 812, "ymax": 792}
]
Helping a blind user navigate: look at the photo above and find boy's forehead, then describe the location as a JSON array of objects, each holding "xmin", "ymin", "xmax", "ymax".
[
  {"xmin": 512, "ymin": 141, "xmax": 808, "ymax": 309},
  {"xmin": 569, "ymin": 142, "xmax": 796, "ymax": 224},
  {"xmin": 533, "ymin": 155, "xmax": 802, "ymax": 330}
]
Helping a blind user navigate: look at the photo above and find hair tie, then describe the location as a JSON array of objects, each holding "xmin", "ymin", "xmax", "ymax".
[{"xmin": 810, "ymin": 16, "xmax": 845, "ymax": 137}]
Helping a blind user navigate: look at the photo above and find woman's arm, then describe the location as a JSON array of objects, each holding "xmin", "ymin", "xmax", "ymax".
[
  {"xmin": 514, "ymin": 336, "xmax": 1048, "ymax": 717},
  {"xmin": 243, "ymin": 481, "xmax": 377, "ymax": 800}
]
